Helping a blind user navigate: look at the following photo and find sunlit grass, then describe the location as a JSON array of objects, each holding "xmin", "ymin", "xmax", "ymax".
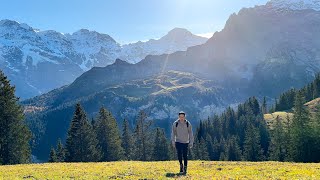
[
  {"xmin": 1, "ymin": 160, "xmax": 320, "ymax": 179},
  {"xmin": 264, "ymin": 112, "xmax": 294, "ymax": 128}
]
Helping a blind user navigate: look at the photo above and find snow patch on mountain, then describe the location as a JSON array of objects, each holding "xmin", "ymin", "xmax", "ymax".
[{"xmin": 65, "ymin": 29, "xmax": 121, "ymax": 71}]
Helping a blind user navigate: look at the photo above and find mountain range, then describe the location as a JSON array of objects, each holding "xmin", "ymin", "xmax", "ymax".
[
  {"xmin": 21, "ymin": 0, "xmax": 320, "ymax": 161},
  {"xmin": 0, "ymin": 22, "xmax": 207, "ymax": 99}
]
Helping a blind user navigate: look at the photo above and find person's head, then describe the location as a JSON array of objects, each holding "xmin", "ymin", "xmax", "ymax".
[{"xmin": 178, "ymin": 111, "xmax": 186, "ymax": 121}]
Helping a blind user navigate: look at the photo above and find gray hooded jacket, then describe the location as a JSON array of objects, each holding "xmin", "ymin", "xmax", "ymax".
[{"xmin": 171, "ymin": 119, "xmax": 194, "ymax": 145}]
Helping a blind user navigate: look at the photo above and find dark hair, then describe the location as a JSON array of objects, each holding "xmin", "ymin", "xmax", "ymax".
[{"xmin": 178, "ymin": 111, "xmax": 185, "ymax": 116}]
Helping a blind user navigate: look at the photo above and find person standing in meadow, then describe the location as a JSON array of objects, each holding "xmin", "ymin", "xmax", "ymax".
[{"xmin": 171, "ymin": 111, "xmax": 194, "ymax": 174}]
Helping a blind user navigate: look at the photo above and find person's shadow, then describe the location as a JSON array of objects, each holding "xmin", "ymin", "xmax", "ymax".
[{"xmin": 165, "ymin": 172, "xmax": 186, "ymax": 178}]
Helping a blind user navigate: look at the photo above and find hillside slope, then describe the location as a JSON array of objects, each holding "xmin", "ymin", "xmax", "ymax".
[{"xmin": 264, "ymin": 97, "xmax": 320, "ymax": 127}]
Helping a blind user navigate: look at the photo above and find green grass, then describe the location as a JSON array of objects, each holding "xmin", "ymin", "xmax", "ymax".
[{"xmin": 1, "ymin": 160, "xmax": 320, "ymax": 179}]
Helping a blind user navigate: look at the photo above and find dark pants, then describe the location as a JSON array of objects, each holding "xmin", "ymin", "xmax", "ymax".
[{"xmin": 175, "ymin": 142, "xmax": 188, "ymax": 167}]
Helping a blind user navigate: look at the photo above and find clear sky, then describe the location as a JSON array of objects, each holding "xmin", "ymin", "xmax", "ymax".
[{"xmin": 0, "ymin": 0, "xmax": 269, "ymax": 44}]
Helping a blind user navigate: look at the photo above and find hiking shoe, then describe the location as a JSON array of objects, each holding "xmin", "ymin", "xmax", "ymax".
[
  {"xmin": 179, "ymin": 164, "xmax": 184, "ymax": 173},
  {"xmin": 183, "ymin": 166, "xmax": 187, "ymax": 174}
]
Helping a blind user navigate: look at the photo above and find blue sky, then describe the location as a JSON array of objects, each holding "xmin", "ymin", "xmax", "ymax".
[{"xmin": 0, "ymin": 0, "xmax": 269, "ymax": 44}]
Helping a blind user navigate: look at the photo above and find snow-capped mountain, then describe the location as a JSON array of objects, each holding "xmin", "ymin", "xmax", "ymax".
[
  {"xmin": 267, "ymin": 0, "xmax": 320, "ymax": 11},
  {"xmin": 65, "ymin": 29, "xmax": 121, "ymax": 71},
  {"xmin": 0, "ymin": 19, "xmax": 207, "ymax": 99},
  {"xmin": 120, "ymin": 28, "xmax": 208, "ymax": 63}
]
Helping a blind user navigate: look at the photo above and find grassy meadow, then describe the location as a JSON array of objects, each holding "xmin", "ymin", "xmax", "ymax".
[{"xmin": 0, "ymin": 160, "xmax": 320, "ymax": 179}]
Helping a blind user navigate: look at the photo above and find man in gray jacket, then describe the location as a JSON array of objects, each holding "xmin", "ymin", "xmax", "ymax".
[{"xmin": 171, "ymin": 111, "xmax": 194, "ymax": 174}]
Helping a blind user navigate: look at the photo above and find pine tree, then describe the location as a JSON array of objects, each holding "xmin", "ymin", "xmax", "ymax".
[
  {"xmin": 49, "ymin": 147, "xmax": 57, "ymax": 162},
  {"xmin": 311, "ymin": 106, "xmax": 320, "ymax": 162},
  {"xmin": 95, "ymin": 107, "xmax": 124, "ymax": 161},
  {"xmin": 243, "ymin": 124, "xmax": 264, "ymax": 161},
  {"xmin": 192, "ymin": 136, "xmax": 200, "ymax": 160},
  {"xmin": 121, "ymin": 119, "xmax": 134, "ymax": 160},
  {"xmin": 56, "ymin": 139, "xmax": 65, "ymax": 162},
  {"xmin": 196, "ymin": 120, "xmax": 205, "ymax": 141},
  {"xmin": 91, "ymin": 117, "xmax": 96, "ymax": 129},
  {"xmin": 212, "ymin": 137, "xmax": 220, "ymax": 161},
  {"xmin": 198, "ymin": 137, "xmax": 210, "ymax": 160},
  {"xmin": 133, "ymin": 110, "xmax": 153, "ymax": 161},
  {"xmin": 284, "ymin": 113, "xmax": 293, "ymax": 161},
  {"xmin": 275, "ymin": 98, "xmax": 279, "ymax": 111},
  {"xmin": 152, "ymin": 128, "xmax": 170, "ymax": 161},
  {"xmin": 219, "ymin": 137, "xmax": 227, "ymax": 161},
  {"xmin": 248, "ymin": 97, "xmax": 261, "ymax": 116},
  {"xmin": 259, "ymin": 116, "xmax": 270, "ymax": 157},
  {"xmin": 305, "ymin": 84, "xmax": 313, "ymax": 101},
  {"xmin": 0, "ymin": 70, "xmax": 31, "ymax": 165},
  {"xmin": 211, "ymin": 115, "xmax": 222, "ymax": 141},
  {"xmin": 262, "ymin": 96, "xmax": 267, "ymax": 114},
  {"xmin": 269, "ymin": 115, "xmax": 285, "ymax": 161},
  {"xmin": 313, "ymin": 74, "xmax": 320, "ymax": 99},
  {"xmin": 225, "ymin": 136, "xmax": 242, "ymax": 161},
  {"xmin": 65, "ymin": 103, "xmax": 102, "ymax": 162},
  {"xmin": 290, "ymin": 91, "xmax": 313, "ymax": 162},
  {"xmin": 225, "ymin": 107, "xmax": 236, "ymax": 135},
  {"xmin": 205, "ymin": 134, "xmax": 214, "ymax": 160}
]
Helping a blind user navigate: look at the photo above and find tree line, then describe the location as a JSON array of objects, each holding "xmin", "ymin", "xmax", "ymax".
[
  {"xmin": 1, "ymin": 69, "xmax": 320, "ymax": 165},
  {"xmin": 49, "ymin": 103, "xmax": 176, "ymax": 162},
  {"xmin": 272, "ymin": 73, "xmax": 320, "ymax": 112},
  {"xmin": 50, "ymin": 92, "xmax": 320, "ymax": 163},
  {"xmin": 193, "ymin": 92, "xmax": 320, "ymax": 162},
  {"xmin": 269, "ymin": 90, "xmax": 320, "ymax": 162}
]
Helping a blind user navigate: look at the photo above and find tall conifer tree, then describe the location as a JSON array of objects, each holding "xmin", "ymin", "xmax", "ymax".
[
  {"xmin": 65, "ymin": 103, "xmax": 101, "ymax": 162},
  {"xmin": 0, "ymin": 70, "xmax": 31, "ymax": 165}
]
